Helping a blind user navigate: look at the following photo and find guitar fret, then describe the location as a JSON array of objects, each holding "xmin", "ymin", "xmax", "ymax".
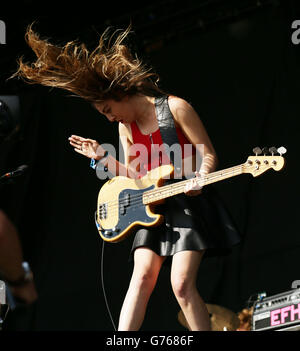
[{"xmin": 143, "ymin": 165, "xmax": 243, "ymax": 204}]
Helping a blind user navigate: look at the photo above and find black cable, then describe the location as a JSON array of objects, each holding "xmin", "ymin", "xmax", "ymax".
[{"xmin": 100, "ymin": 240, "xmax": 117, "ymax": 331}]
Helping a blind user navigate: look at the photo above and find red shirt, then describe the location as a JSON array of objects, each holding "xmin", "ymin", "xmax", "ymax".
[{"xmin": 129, "ymin": 120, "xmax": 196, "ymax": 176}]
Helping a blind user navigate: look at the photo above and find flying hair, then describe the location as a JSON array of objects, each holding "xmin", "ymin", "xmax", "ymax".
[{"xmin": 11, "ymin": 24, "xmax": 165, "ymax": 102}]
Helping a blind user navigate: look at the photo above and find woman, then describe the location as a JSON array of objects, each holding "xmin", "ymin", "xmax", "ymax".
[{"xmin": 12, "ymin": 25, "xmax": 240, "ymax": 331}]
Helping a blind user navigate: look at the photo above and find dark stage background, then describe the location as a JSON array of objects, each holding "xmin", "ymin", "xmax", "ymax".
[{"xmin": 0, "ymin": 0, "xmax": 299, "ymax": 331}]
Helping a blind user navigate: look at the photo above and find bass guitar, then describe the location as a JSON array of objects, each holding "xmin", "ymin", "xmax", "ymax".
[{"xmin": 96, "ymin": 146, "xmax": 286, "ymax": 242}]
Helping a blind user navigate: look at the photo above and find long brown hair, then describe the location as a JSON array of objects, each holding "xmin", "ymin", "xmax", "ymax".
[{"xmin": 11, "ymin": 24, "xmax": 165, "ymax": 102}]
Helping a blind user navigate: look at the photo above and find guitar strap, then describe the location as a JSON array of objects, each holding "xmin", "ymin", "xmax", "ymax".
[{"xmin": 154, "ymin": 95, "xmax": 182, "ymax": 173}]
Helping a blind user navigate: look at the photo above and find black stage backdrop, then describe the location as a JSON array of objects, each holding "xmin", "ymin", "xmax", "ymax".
[{"xmin": 0, "ymin": 0, "xmax": 299, "ymax": 331}]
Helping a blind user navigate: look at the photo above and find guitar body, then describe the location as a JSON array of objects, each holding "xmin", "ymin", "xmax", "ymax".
[{"xmin": 96, "ymin": 164, "xmax": 174, "ymax": 242}]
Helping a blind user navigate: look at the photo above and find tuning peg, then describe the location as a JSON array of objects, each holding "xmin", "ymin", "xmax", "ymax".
[
  {"xmin": 269, "ymin": 147, "xmax": 277, "ymax": 155},
  {"xmin": 277, "ymin": 146, "xmax": 287, "ymax": 156},
  {"xmin": 253, "ymin": 147, "xmax": 262, "ymax": 156},
  {"xmin": 262, "ymin": 147, "xmax": 269, "ymax": 155}
]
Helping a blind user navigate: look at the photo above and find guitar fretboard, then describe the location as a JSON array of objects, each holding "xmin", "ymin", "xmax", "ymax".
[{"xmin": 143, "ymin": 164, "xmax": 244, "ymax": 204}]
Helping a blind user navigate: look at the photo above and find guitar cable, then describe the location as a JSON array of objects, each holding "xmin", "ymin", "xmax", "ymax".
[{"xmin": 100, "ymin": 239, "xmax": 117, "ymax": 331}]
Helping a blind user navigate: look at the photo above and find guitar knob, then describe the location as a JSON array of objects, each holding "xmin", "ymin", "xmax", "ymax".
[
  {"xmin": 277, "ymin": 146, "xmax": 287, "ymax": 156},
  {"xmin": 262, "ymin": 147, "xmax": 269, "ymax": 155},
  {"xmin": 112, "ymin": 227, "xmax": 120, "ymax": 233},
  {"xmin": 104, "ymin": 230, "xmax": 113, "ymax": 236},
  {"xmin": 253, "ymin": 147, "xmax": 262, "ymax": 156},
  {"xmin": 269, "ymin": 147, "xmax": 277, "ymax": 155}
]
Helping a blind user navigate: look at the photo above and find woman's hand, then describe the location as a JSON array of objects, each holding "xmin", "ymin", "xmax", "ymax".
[
  {"xmin": 68, "ymin": 135, "xmax": 106, "ymax": 160},
  {"xmin": 184, "ymin": 171, "xmax": 203, "ymax": 196}
]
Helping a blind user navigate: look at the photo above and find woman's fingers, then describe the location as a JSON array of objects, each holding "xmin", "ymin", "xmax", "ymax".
[
  {"xmin": 69, "ymin": 135, "xmax": 86, "ymax": 141},
  {"xmin": 68, "ymin": 136, "xmax": 98, "ymax": 155},
  {"xmin": 68, "ymin": 136, "xmax": 86, "ymax": 147},
  {"xmin": 69, "ymin": 140, "xmax": 80, "ymax": 148},
  {"xmin": 68, "ymin": 136, "xmax": 82, "ymax": 147},
  {"xmin": 68, "ymin": 135, "xmax": 99, "ymax": 159},
  {"xmin": 74, "ymin": 148, "xmax": 86, "ymax": 155},
  {"xmin": 184, "ymin": 177, "xmax": 202, "ymax": 196},
  {"xmin": 70, "ymin": 140, "xmax": 96, "ymax": 159},
  {"xmin": 86, "ymin": 138, "xmax": 97, "ymax": 143},
  {"xmin": 69, "ymin": 140, "xmax": 86, "ymax": 152},
  {"xmin": 69, "ymin": 135, "xmax": 97, "ymax": 143}
]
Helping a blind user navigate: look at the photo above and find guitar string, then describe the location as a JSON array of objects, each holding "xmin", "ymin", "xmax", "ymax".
[
  {"xmin": 98, "ymin": 165, "xmax": 244, "ymax": 216},
  {"xmin": 98, "ymin": 156, "xmax": 280, "ymax": 216},
  {"xmin": 99, "ymin": 166, "xmax": 244, "ymax": 215},
  {"xmin": 100, "ymin": 158, "xmax": 279, "ymax": 212}
]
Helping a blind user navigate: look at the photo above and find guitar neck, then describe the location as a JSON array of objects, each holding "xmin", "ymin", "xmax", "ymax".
[{"xmin": 143, "ymin": 164, "xmax": 244, "ymax": 205}]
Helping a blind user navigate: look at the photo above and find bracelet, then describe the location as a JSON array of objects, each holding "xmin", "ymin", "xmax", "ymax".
[
  {"xmin": 6, "ymin": 262, "xmax": 33, "ymax": 288},
  {"xmin": 90, "ymin": 158, "xmax": 98, "ymax": 170},
  {"xmin": 90, "ymin": 151, "xmax": 109, "ymax": 170}
]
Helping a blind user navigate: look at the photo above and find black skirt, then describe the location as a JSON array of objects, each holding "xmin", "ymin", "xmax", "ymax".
[{"xmin": 130, "ymin": 182, "xmax": 241, "ymax": 262}]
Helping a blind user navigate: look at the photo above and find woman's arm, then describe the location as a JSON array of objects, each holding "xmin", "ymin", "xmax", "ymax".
[
  {"xmin": 168, "ymin": 96, "xmax": 218, "ymax": 175},
  {"xmin": 0, "ymin": 210, "xmax": 38, "ymax": 304},
  {"xmin": 168, "ymin": 96, "xmax": 218, "ymax": 196},
  {"xmin": 69, "ymin": 126, "xmax": 139, "ymax": 178}
]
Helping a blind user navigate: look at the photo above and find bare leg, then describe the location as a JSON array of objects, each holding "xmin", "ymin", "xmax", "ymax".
[
  {"xmin": 118, "ymin": 247, "xmax": 165, "ymax": 331},
  {"xmin": 170, "ymin": 250, "xmax": 211, "ymax": 331}
]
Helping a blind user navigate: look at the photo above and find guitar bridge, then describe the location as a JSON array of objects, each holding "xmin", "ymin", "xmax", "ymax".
[{"xmin": 99, "ymin": 203, "xmax": 108, "ymax": 220}]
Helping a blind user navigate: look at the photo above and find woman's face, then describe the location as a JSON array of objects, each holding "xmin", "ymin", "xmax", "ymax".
[{"xmin": 94, "ymin": 97, "xmax": 134, "ymax": 124}]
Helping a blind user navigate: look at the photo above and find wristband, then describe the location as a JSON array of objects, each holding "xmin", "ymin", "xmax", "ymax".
[
  {"xmin": 90, "ymin": 151, "xmax": 109, "ymax": 171},
  {"xmin": 90, "ymin": 158, "xmax": 99, "ymax": 170}
]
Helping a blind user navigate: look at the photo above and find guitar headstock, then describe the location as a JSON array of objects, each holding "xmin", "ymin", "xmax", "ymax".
[{"xmin": 243, "ymin": 146, "xmax": 286, "ymax": 177}]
